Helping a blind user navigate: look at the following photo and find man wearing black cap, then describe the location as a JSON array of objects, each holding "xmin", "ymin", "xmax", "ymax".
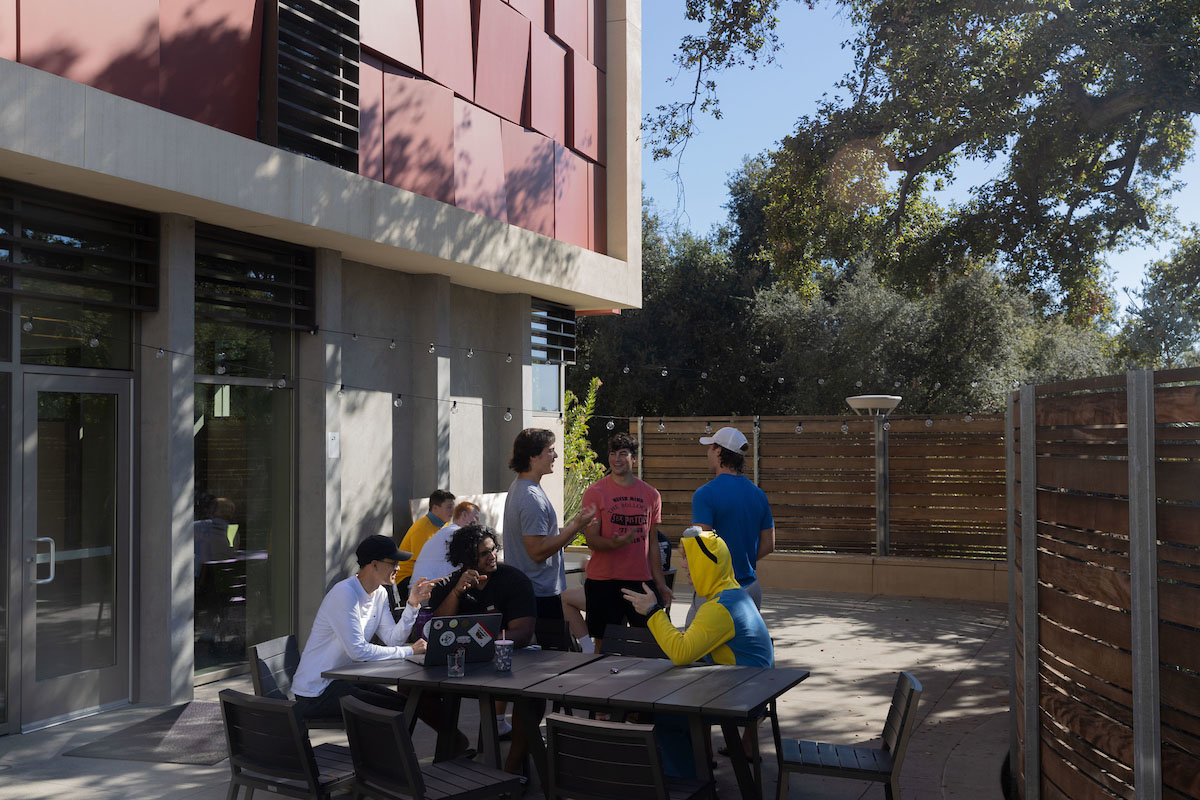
[{"xmin": 291, "ymin": 533, "xmax": 436, "ymax": 723}]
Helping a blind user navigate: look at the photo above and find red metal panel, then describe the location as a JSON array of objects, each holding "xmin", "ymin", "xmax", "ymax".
[
  {"xmin": 0, "ymin": 0, "xmax": 16, "ymax": 61},
  {"xmin": 502, "ymin": 120, "xmax": 554, "ymax": 237},
  {"xmin": 590, "ymin": 0, "xmax": 606, "ymax": 70},
  {"xmin": 358, "ymin": 55, "xmax": 385, "ymax": 182},
  {"xmin": 529, "ymin": 28, "xmax": 566, "ymax": 143},
  {"xmin": 20, "ymin": 0, "xmax": 161, "ymax": 107},
  {"xmin": 474, "ymin": 0, "xmax": 530, "ymax": 124},
  {"xmin": 421, "ymin": 0, "xmax": 474, "ymax": 100},
  {"xmin": 554, "ymin": 141, "xmax": 588, "ymax": 248},
  {"xmin": 384, "ymin": 67, "xmax": 455, "ymax": 204},
  {"xmin": 568, "ymin": 49, "xmax": 600, "ymax": 162},
  {"xmin": 590, "ymin": 161, "xmax": 606, "ymax": 253},
  {"xmin": 361, "ymin": 0, "xmax": 421, "ymax": 71},
  {"xmin": 454, "ymin": 98, "xmax": 508, "ymax": 221},
  {"xmin": 506, "ymin": 0, "xmax": 544, "ymax": 30},
  {"xmin": 160, "ymin": 0, "xmax": 261, "ymax": 138},
  {"xmin": 549, "ymin": 0, "xmax": 586, "ymax": 53}
]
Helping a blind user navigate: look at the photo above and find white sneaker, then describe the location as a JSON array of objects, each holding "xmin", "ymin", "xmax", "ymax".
[{"xmin": 496, "ymin": 716, "xmax": 513, "ymax": 737}]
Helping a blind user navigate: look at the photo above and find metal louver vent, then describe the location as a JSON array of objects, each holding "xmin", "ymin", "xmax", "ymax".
[
  {"xmin": 531, "ymin": 299, "xmax": 576, "ymax": 365},
  {"xmin": 194, "ymin": 225, "xmax": 316, "ymax": 331}
]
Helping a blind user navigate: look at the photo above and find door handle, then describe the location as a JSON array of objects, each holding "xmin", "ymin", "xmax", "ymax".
[{"xmin": 30, "ymin": 537, "xmax": 55, "ymax": 584}]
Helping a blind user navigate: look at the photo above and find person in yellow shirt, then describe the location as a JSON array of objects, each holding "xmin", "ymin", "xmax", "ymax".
[{"xmin": 393, "ymin": 489, "xmax": 455, "ymax": 598}]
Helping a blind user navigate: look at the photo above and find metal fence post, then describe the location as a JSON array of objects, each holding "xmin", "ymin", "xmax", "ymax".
[
  {"xmin": 1020, "ymin": 385, "xmax": 1040, "ymax": 800},
  {"xmin": 875, "ymin": 414, "xmax": 889, "ymax": 556},
  {"xmin": 1006, "ymin": 392, "xmax": 1018, "ymax": 794},
  {"xmin": 1128, "ymin": 370, "xmax": 1162, "ymax": 799},
  {"xmin": 636, "ymin": 416, "xmax": 643, "ymax": 480},
  {"xmin": 752, "ymin": 416, "xmax": 760, "ymax": 485}
]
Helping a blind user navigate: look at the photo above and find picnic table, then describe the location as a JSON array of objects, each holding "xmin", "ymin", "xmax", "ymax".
[{"xmin": 324, "ymin": 650, "xmax": 809, "ymax": 798}]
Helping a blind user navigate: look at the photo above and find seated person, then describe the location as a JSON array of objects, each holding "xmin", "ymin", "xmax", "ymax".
[
  {"xmin": 623, "ymin": 527, "xmax": 773, "ymax": 777},
  {"xmin": 411, "ymin": 500, "xmax": 482, "ymax": 584},
  {"xmin": 429, "ymin": 523, "xmax": 536, "ymax": 772},
  {"xmin": 292, "ymin": 533, "xmax": 470, "ymax": 755}
]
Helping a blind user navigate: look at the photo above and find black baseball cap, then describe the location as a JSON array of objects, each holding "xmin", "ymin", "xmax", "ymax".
[{"xmin": 355, "ymin": 534, "xmax": 410, "ymax": 567}]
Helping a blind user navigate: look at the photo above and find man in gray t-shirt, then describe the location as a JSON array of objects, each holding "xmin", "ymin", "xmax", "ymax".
[{"xmin": 501, "ymin": 428, "xmax": 595, "ymax": 620}]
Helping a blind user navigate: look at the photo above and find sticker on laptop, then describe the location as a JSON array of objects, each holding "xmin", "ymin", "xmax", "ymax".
[
  {"xmin": 439, "ymin": 630, "xmax": 457, "ymax": 647},
  {"xmin": 468, "ymin": 621, "xmax": 495, "ymax": 648}
]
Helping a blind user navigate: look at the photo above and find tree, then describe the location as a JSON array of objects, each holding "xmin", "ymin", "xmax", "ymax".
[
  {"xmin": 648, "ymin": 0, "xmax": 1200, "ymax": 320},
  {"xmin": 1116, "ymin": 227, "xmax": 1200, "ymax": 367}
]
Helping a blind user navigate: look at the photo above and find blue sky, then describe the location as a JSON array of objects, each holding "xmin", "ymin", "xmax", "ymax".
[{"xmin": 640, "ymin": 3, "xmax": 1200, "ymax": 313}]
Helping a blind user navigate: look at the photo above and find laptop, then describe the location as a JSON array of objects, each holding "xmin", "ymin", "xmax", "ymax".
[{"xmin": 406, "ymin": 612, "xmax": 502, "ymax": 666}]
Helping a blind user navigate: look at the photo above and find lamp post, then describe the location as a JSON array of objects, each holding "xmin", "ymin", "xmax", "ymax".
[{"xmin": 846, "ymin": 395, "xmax": 902, "ymax": 556}]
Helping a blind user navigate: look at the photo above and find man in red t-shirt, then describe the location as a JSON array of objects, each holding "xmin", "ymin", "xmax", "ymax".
[{"xmin": 581, "ymin": 433, "xmax": 674, "ymax": 651}]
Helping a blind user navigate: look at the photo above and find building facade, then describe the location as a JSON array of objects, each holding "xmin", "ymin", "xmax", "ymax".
[{"xmin": 0, "ymin": 0, "xmax": 641, "ymax": 732}]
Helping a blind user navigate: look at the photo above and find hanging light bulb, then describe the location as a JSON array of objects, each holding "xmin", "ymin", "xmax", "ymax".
[
  {"xmin": 934, "ymin": 381, "xmax": 942, "ymax": 390},
  {"xmin": 584, "ymin": 362, "xmax": 590, "ymax": 370},
  {"xmin": 351, "ymin": 332, "xmax": 358, "ymax": 341},
  {"xmin": 622, "ymin": 365, "xmax": 630, "ymax": 374},
  {"xmin": 840, "ymin": 421, "xmax": 849, "ymax": 434},
  {"xmin": 605, "ymin": 419, "xmax": 615, "ymax": 431},
  {"xmin": 337, "ymin": 385, "xmax": 345, "ymax": 397},
  {"xmin": 467, "ymin": 348, "xmax": 474, "ymax": 359},
  {"xmin": 894, "ymin": 380, "xmax": 902, "ymax": 388},
  {"xmin": 428, "ymin": 343, "xmax": 436, "ymax": 354},
  {"xmin": 216, "ymin": 364, "xmax": 227, "ymax": 375},
  {"xmin": 883, "ymin": 420, "xmax": 891, "ymax": 431},
  {"xmin": 394, "ymin": 394, "xmax": 403, "ymax": 408},
  {"xmin": 156, "ymin": 348, "xmax": 166, "ymax": 359},
  {"xmin": 505, "ymin": 353, "xmax": 513, "ymax": 363},
  {"xmin": 275, "ymin": 376, "xmax": 286, "ymax": 388},
  {"xmin": 794, "ymin": 423, "xmax": 804, "ymax": 434},
  {"xmin": 700, "ymin": 371, "xmax": 708, "ymax": 379},
  {"xmin": 777, "ymin": 377, "xmax": 785, "ymax": 385},
  {"xmin": 21, "ymin": 319, "xmax": 33, "ymax": 332},
  {"xmin": 89, "ymin": 337, "xmax": 100, "ymax": 348},
  {"xmin": 739, "ymin": 375, "xmax": 747, "ymax": 383},
  {"xmin": 855, "ymin": 379, "xmax": 863, "ymax": 388},
  {"xmin": 925, "ymin": 418, "xmax": 934, "ymax": 428},
  {"xmin": 661, "ymin": 368, "xmax": 668, "ymax": 377},
  {"xmin": 657, "ymin": 419, "xmax": 665, "ymax": 433},
  {"xmin": 970, "ymin": 380, "xmax": 978, "ymax": 388},
  {"xmin": 964, "ymin": 413, "xmax": 974, "ymax": 423},
  {"xmin": 504, "ymin": 407, "xmax": 513, "ymax": 422},
  {"xmin": 818, "ymin": 377, "xmax": 826, "ymax": 386},
  {"xmin": 704, "ymin": 422, "xmax": 713, "ymax": 434},
  {"xmin": 451, "ymin": 401, "xmax": 458, "ymax": 414},
  {"xmin": 389, "ymin": 339, "xmax": 396, "ymax": 350}
]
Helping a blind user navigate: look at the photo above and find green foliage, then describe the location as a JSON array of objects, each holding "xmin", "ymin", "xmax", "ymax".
[
  {"xmin": 648, "ymin": 0, "xmax": 1200, "ymax": 321},
  {"xmin": 562, "ymin": 376, "xmax": 606, "ymax": 528},
  {"xmin": 1116, "ymin": 227, "xmax": 1200, "ymax": 367}
]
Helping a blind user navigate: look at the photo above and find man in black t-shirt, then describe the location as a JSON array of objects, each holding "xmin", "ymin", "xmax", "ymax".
[
  {"xmin": 430, "ymin": 524, "xmax": 536, "ymax": 647},
  {"xmin": 430, "ymin": 523, "xmax": 538, "ymax": 774}
]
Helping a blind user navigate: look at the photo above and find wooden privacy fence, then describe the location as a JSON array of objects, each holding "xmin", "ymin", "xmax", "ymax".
[
  {"xmin": 1010, "ymin": 368, "xmax": 1200, "ymax": 800},
  {"xmin": 633, "ymin": 413, "xmax": 1006, "ymax": 559}
]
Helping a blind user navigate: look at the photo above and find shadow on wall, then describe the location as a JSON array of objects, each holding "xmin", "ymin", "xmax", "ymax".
[{"xmin": 15, "ymin": 0, "xmax": 265, "ymax": 139}]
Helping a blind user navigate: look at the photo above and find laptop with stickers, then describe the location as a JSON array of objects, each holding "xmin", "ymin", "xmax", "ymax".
[{"xmin": 407, "ymin": 612, "xmax": 502, "ymax": 666}]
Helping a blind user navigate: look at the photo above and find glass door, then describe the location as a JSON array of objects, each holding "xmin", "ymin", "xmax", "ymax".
[{"xmin": 20, "ymin": 374, "xmax": 130, "ymax": 729}]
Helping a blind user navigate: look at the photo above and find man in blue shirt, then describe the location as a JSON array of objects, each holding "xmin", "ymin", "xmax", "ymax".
[{"xmin": 690, "ymin": 426, "xmax": 775, "ymax": 618}]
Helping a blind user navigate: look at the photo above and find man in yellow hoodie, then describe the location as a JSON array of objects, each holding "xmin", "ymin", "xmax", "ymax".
[{"xmin": 623, "ymin": 527, "xmax": 773, "ymax": 777}]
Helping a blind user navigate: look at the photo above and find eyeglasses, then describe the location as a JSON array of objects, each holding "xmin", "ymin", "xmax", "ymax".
[{"xmin": 379, "ymin": 559, "xmax": 400, "ymax": 572}]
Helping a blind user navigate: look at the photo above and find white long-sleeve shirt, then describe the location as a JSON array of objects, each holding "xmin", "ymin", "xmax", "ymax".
[{"xmin": 292, "ymin": 575, "xmax": 418, "ymax": 697}]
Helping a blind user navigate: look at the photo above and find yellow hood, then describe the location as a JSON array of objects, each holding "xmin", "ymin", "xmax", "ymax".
[{"xmin": 682, "ymin": 528, "xmax": 741, "ymax": 599}]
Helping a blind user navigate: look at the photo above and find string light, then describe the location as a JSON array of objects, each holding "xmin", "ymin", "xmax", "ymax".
[
  {"xmin": 504, "ymin": 408, "xmax": 513, "ymax": 422},
  {"xmin": 337, "ymin": 385, "xmax": 345, "ymax": 397},
  {"xmin": 739, "ymin": 375, "xmax": 746, "ymax": 383},
  {"xmin": 883, "ymin": 420, "xmax": 891, "ymax": 431},
  {"xmin": 818, "ymin": 378, "xmax": 825, "ymax": 385},
  {"xmin": 925, "ymin": 418, "xmax": 934, "ymax": 427},
  {"xmin": 216, "ymin": 364, "xmax": 227, "ymax": 375},
  {"xmin": 606, "ymin": 419, "xmax": 615, "ymax": 430},
  {"xmin": 351, "ymin": 333, "xmax": 358, "ymax": 341},
  {"xmin": 840, "ymin": 421, "xmax": 849, "ymax": 434},
  {"xmin": 704, "ymin": 422, "xmax": 713, "ymax": 434},
  {"xmin": 622, "ymin": 366, "xmax": 630, "ymax": 374},
  {"xmin": 89, "ymin": 337, "xmax": 100, "ymax": 348},
  {"xmin": 428, "ymin": 343, "xmax": 436, "ymax": 354},
  {"xmin": 21, "ymin": 319, "xmax": 33, "ymax": 332},
  {"xmin": 964, "ymin": 413, "xmax": 974, "ymax": 423},
  {"xmin": 753, "ymin": 416, "xmax": 761, "ymax": 434},
  {"xmin": 156, "ymin": 348, "xmax": 165, "ymax": 359},
  {"xmin": 389, "ymin": 339, "xmax": 396, "ymax": 350},
  {"xmin": 661, "ymin": 368, "xmax": 668, "ymax": 377},
  {"xmin": 276, "ymin": 376, "xmax": 287, "ymax": 388},
  {"xmin": 794, "ymin": 423, "xmax": 803, "ymax": 434},
  {"xmin": 777, "ymin": 377, "xmax": 784, "ymax": 384},
  {"xmin": 855, "ymin": 379, "xmax": 863, "ymax": 388},
  {"xmin": 700, "ymin": 371, "xmax": 708, "ymax": 379},
  {"xmin": 451, "ymin": 401, "xmax": 458, "ymax": 414},
  {"xmin": 657, "ymin": 419, "xmax": 665, "ymax": 433},
  {"xmin": 467, "ymin": 348, "xmax": 474, "ymax": 359},
  {"xmin": 393, "ymin": 394, "xmax": 403, "ymax": 408},
  {"xmin": 934, "ymin": 381, "xmax": 942, "ymax": 389},
  {"xmin": 894, "ymin": 380, "xmax": 902, "ymax": 388},
  {"xmin": 505, "ymin": 353, "xmax": 513, "ymax": 363}
]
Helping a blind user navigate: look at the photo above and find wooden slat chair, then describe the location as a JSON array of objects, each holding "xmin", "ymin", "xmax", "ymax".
[
  {"xmin": 599, "ymin": 624, "xmax": 668, "ymax": 659},
  {"xmin": 248, "ymin": 635, "xmax": 344, "ymax": 730},
  {"xmin": 772, "ymin": 671, "xmax": 923, "ymax": 800},
  {"xmin": 340, "ymin": 696, "xmax": 521, "ymax": 800},
  {"xmin": 219, "ymin": 688, "xmax": 355, "ymax": 800},
  {"xmin": 545, "ymin": 712, "xmax": 713, "ymax": 800}
]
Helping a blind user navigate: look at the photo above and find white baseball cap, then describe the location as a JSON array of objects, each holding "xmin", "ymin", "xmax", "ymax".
[{"xmin": 699, "ymin": 426, "xmax": 749, "ymax": 452}]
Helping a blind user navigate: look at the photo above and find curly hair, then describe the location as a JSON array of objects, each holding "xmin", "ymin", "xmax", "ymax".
[
  {"xmin": 608, "ymin": 432, "xmax": 638, "ymax": 457},
  {"xmin": 447, "ymin": 523, "xmax": 499, "ymax": 571},
  {"xmin": 509, "ymin": 428, "xmax": 555, "ymax": 473}
]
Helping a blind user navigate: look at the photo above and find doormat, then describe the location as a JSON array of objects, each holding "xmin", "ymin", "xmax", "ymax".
[{"xmin": 64, "ymin": 701, "xmax": 228, "ymax": 766}]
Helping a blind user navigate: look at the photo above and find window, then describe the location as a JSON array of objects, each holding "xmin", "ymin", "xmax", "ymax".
[{"xmin": 531, "ymin": 299, "xmax": 576, "ymax": 413}]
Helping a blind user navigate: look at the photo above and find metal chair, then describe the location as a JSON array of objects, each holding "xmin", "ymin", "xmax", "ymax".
[
  {"xmin": 340, "ymin": 695, "xmax": 521, "ymax": 800},
  {"xmin": 545, "ymin": 712, "xmax": 713, "ymax": 800},
  {"xmin": 535, "ymin": 617, "xmax": 581, "ymax": 652},
  {"xmin": 599, "ymin": 624, "xmax": 668, "ymax": 659},
  {"xmin": 219, "ymin": 688, "xmax": 354, "ymax": 800},
  {"xmin": 248, "ymin": 635, "xmax": 344, "ymax": 730},
  {"xmin": 773, "ymin": 671, "xmax": 923, "ymax": 800}
]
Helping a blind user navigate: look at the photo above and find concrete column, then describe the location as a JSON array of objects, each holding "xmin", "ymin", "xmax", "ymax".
[
  {"xmin": 137, "ymin": 213, "xmax": 195, "ymax": 705},
  {"xmin": 495, "ymin": 293, "xmax": 532, "ymax": 489},
  {"xmin": 1127, "ymin": 370, "xmax": 1161, "ymax": 799},
  {"xmin": 409, "ymin": 275, "xmax": 452, "ymax": 497},
  {"xmin": 295, "ymin": 248, "xmax": 342, "ymax": 642},
  {"xmin": 1019, "ymin": 385, "xmax": 1040, "ymax": 800}
]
